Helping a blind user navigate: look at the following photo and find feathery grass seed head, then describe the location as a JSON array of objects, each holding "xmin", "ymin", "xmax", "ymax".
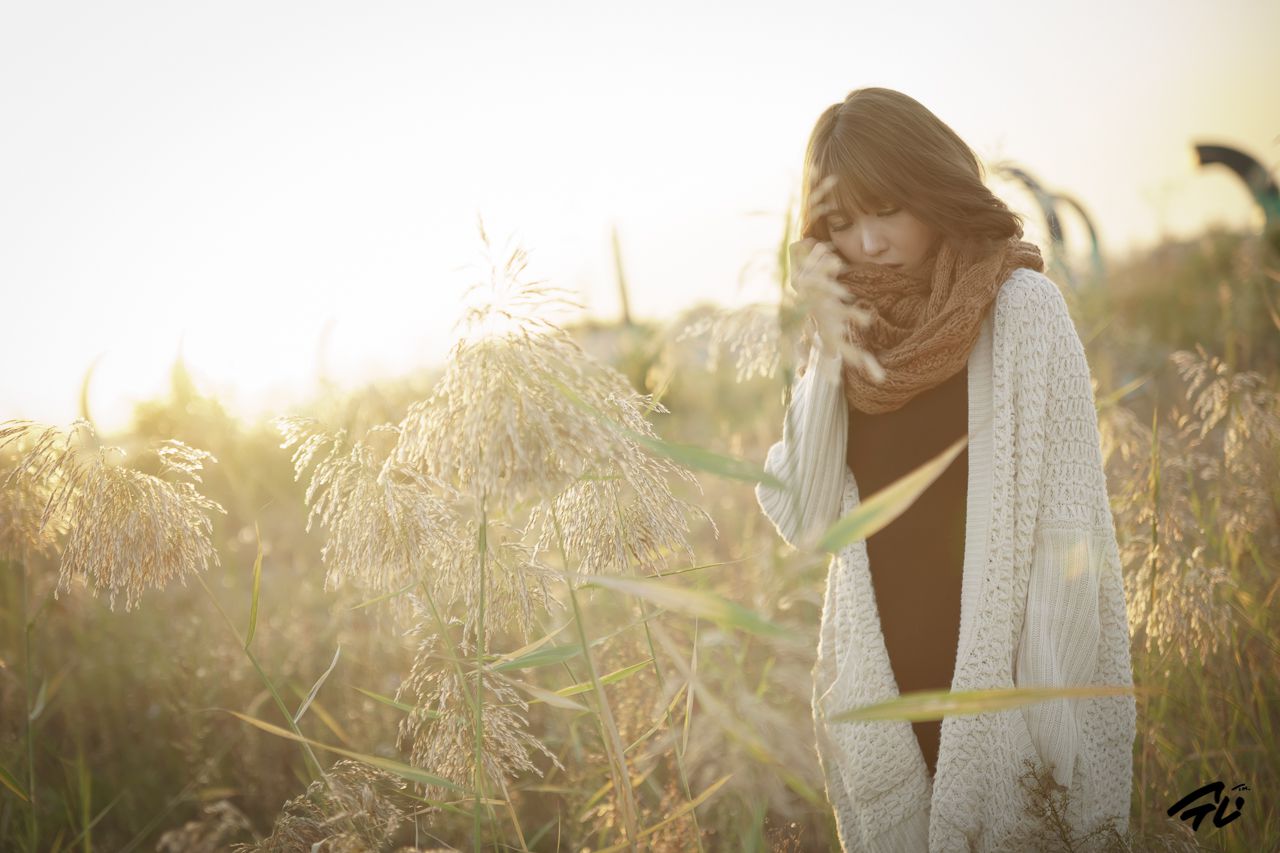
[
  {"xmin": 275, "ymin": 416, "xmax": 471, "ymax": 620},
  {"xmin": 395, "ymin": 624, "xmax": 563, "ymax": 802},
  {"xmin": 2, "ymin": 419, "xmax": 224, "ymax": 611},
  {"xmin": 230, "ymin": 760, "xmax": 412, "ymax": 853}
]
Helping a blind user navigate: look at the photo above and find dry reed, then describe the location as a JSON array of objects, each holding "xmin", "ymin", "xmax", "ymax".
[
  {"xmin": 230, "ymin": 759, "xmax": 414, "ymax": 852},
  {"xmin": 0, "ymin": 418, "xmax": 224, "ymax": 611},
  {"xmin": 1099, "ymin": 346, "xmax": 1280, "ymax": 661}
]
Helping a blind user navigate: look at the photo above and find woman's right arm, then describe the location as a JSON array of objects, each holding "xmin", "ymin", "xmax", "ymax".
[{"xmin": 754, "ymin": 335, "xmax": 849, "ymax": 549}]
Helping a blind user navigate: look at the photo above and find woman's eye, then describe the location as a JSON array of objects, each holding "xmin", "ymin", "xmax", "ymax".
[
  {"xmin": 828, "ymin": 217, "xmax": 851, "ymax": 232},
  {"xmin": 877, "ymin": 208, "xmax": 900, "ymax": 217}
]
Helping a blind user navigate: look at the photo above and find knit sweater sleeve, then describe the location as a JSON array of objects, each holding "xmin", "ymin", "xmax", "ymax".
[
  {"xmin": 1013, "ymin": 278, "xmax": 1110, "ymax": 789},
  {"xmin": 754, "ymin": 334, "xmax": 848, "ymax": 549}
]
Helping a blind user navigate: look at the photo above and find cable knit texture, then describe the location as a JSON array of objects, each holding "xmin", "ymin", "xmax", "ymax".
[{"xmin": 755, "ymin": 268, "xmax": 1136, "ymax": 852}]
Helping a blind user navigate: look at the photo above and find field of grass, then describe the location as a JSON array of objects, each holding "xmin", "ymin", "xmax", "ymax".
[{"xmin": 1, "ymin": 223, "xmax": 1277, "ymax": 852}]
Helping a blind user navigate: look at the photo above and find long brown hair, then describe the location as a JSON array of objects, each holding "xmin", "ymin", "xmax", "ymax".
[{"xmin": 799, "ymin": 88, "xmax": 1025, "ymax": 257}]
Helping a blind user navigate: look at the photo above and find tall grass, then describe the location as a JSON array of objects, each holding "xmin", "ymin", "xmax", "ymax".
[{"xmin": 0, "ymin": 221, "xmax": 1276, "ymax": 851}]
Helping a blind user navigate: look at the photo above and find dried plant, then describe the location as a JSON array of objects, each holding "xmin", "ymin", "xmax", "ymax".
[
  {"xmin": 676, "ymin": 302, "xmax": 782, "ymax": 383},
  {"xmin": 672, "ymin": 177, "xmax": 876, "ymax": 388},
  {"xmin": 528, "ymin": 391, "xmax": 713, "ymax": 576},
  {"xmin": 392, "ymin": 235, "xmax": 628, "ymax": 507},
  {"xmin": 396, "ymin": 325, "xmax": 639, "ymax": 510},
  {"xmin": 394, "ymin": 612, "xmax": 562, "ymax": 803},
  {"xmin": 1002, "ymin": 760, "xmax": 1207, "ymax": 853},
  {"xmin": 155, "ymin": 799, "xmax": 253, "ymax": 852},
  {"xmin": 787, "ymin": 234, "xmax": 879, "ymax": 384},
  {"xmin": 0, "ymin": 428, "xmax": 65, "ymax": 561},
  {"xmin": 0, "ymin": 418, "xmax": 224, "ymax": 611},
  {"xmin": 1001, "ymin": 759, "xmax": 1131, "ymax": 852},
  {"xmin": 441, "ymin": 518, "xmax": 557, "ymax": 646},
  {"xmin": 231, "ymin": 759, "xmax": 414, "ymax": 852},
  {"xmin": 274, "ymin": 417, "xmax": 470, "ymax": 622},
  {"xmin": 1170, "ymin": 343, "xmax": 1280, "ymax": 547},
  {"xmin": 1099, "ymin": 344, "xmax": 1279, "ymax": 662}
]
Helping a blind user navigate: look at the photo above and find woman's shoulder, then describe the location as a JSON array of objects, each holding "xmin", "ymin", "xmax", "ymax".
[
  {"xmin": 994, "ymin": 266, "xmax": 1065, "ymax": 314},
  {"xmin": 988, "ymin": 267, "xmax": 1080, "ymax": 353}
]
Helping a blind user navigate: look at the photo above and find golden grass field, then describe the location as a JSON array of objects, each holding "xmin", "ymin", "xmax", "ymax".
[{"xmin": 2, "ymin": 222, "xmax": 1278, "ymax": 852}]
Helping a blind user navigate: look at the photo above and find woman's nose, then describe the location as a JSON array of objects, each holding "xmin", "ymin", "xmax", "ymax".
[{"xmin": 861, "ymin": 228, "xmax": 888, "ymax": 258}]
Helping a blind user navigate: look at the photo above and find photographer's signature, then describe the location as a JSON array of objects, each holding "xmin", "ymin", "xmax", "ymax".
[{"xmin": 1167, "ymin": 781, "xmax": 1249, "ymax": 831}]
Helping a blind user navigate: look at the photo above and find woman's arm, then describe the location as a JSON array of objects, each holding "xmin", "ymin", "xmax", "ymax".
[
  {"xmin": 1013, "ymin": 276, "xmax": 1131, "ymax": 790},
  {"xmin": 754, "ymin": 334, "xmax": 848, "ymax": 549},
  {"xmin": 1016, "ymin": 525, "xmax": 1102, "ymax": 788}
]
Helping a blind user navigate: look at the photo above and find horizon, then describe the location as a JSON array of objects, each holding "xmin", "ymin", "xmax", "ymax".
[{"xmin": 3, "ymin": 1, "xmax": 1276, "ymax": 432}]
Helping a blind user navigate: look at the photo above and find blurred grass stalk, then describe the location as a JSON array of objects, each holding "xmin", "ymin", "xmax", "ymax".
[
  {"xmin": 830, "ymin": 685, "xmax": 1141, "ymax": 724},
  {"xmin": 548, "ymin": 504, "xmax": 641, "ymax": 851}
]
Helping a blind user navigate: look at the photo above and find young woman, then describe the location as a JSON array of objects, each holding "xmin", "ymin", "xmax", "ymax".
[{"xmin": 755, "ymin": 88, "xmax": 1136, "ymax": 851}]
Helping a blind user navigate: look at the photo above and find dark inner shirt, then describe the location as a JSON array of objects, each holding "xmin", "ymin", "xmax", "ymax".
[{"xmin": 844, "ymin": 363, "xmax": 968, "ymax": 777}]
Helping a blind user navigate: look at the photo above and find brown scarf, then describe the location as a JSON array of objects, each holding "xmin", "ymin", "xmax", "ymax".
[{"xmin": 837, "ymin": 233, "xmax": 1045, "ymax": 414}]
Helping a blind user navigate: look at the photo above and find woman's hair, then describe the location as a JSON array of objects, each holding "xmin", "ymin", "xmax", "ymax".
[{"xmin": 799, "ymin": 87, "xmax": 1025, "ymax": 256}]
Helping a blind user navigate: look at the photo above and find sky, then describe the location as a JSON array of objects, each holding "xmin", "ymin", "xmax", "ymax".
[{"xmin": 2, "ymin": 1, "xmax": 1276, "ymax": 433}]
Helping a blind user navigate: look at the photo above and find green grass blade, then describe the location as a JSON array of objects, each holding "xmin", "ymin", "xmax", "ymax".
[
  {"xmin": 488, "ymin": 619, "xmax": 575, "ymax": 665},
  {"xmin": 347, "ymin": 580, "xmax": 415, "ymax": 611},
  {"xmin": 28, "ymin": 676, "xmax": 48, "ymax": 722},
  {"xmin": 580, "ymin": 574, "xmax": 791, "ymax": 639},
  {"xmin": 623, "ymin": 431, "xmax": 785, "ymax": 489},
  {"xmin": 348, "ymin": 684, "xmax": 431, "ymax": 716},
  {"xmin": 61, "ymin": 791, "xmax": 125, "ymax": 852},
  {"xmin": 816, "ymin": 434, "xmax": 966, "ymax": 553},
  {"xmin": 244, "ymin": 522, "xmax": 264, "ymax": 649},
  {"xmin": 829, "ymin": 684, "xmax": 1140, "ymax": 723},
  {"xmin": 557, "ymin": 659, "xmax": 652, "ymax": 698},
  {"xmin": 224, "ymin": 710, "xmax": 468, "ymax": 794},
  {"xmin": 488, "ymin": 613, "xmax": 656, "ymax": 673},
  {"xmin": 77, "ymin": 743, "xmax": 91, "ymax": 852},
  {"xmin": 497, "ymin": 673, "xmax": 590, "ymax": 712},
  {"xmin": 1097, "ymin": 372, "xmax": 1150, "ymax": 409},
  {"xmin": 293, "ymin": 645, "xmax": 341, "ymax": 725},
  {"xmin": 490, "ymin": 643, "xmax": 585, "ymax": 672},
  {"xmin": 0, "ymin": 760, "xmax": 28, "ymax": 801}
]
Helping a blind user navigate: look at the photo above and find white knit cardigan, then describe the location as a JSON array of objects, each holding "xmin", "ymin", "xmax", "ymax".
[{"xmin": 756, "ymin": 268, "xmax": 1136, "ymax": 852}]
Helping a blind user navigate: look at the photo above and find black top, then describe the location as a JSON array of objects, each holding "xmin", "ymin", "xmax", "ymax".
[{"xmin": 844, "ymin": 363, "xmax": 969, "ymax": 777}]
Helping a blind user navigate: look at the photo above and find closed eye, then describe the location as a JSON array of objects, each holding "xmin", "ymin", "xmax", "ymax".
[{"xmin": 828, "ymin": 208, "xmax": 899, "ymax": 232}]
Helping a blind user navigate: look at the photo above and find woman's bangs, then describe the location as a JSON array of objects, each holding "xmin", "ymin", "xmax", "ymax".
[{"xmin": 826, "ymin": 147, "xmax": 892, "ymax": 216}]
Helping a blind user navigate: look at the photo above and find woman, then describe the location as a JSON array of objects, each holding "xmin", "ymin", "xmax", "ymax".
[{"xmin": 755, "ymin": 88, "xmax": 1136, "ymax": 852}]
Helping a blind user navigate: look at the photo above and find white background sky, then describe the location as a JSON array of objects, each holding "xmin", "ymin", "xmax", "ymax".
[{"xmin": 3, "ymin": 1, "xmax": 1277, "ymax": 432}]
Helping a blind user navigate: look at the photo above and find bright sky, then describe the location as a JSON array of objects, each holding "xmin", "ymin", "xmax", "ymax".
[{"xmin": 2, "ymin": 1, "xmax": 1276, "ymax": 433}]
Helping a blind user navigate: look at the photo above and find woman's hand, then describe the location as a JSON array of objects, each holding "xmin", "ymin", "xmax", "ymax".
[{"xmin": 787, "ymin": 237, "xmax": 880, "ymax": 383}]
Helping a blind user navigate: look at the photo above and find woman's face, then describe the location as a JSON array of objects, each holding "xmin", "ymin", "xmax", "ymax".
[{"xmin": 826, "ymin": 203, "xmax": 940, "ymax": 276}]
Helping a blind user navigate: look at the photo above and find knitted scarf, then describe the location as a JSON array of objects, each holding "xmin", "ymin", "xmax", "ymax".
[{"xmin": 838, "ymin": 233, "xmax": 1046, "ymax": 414}]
